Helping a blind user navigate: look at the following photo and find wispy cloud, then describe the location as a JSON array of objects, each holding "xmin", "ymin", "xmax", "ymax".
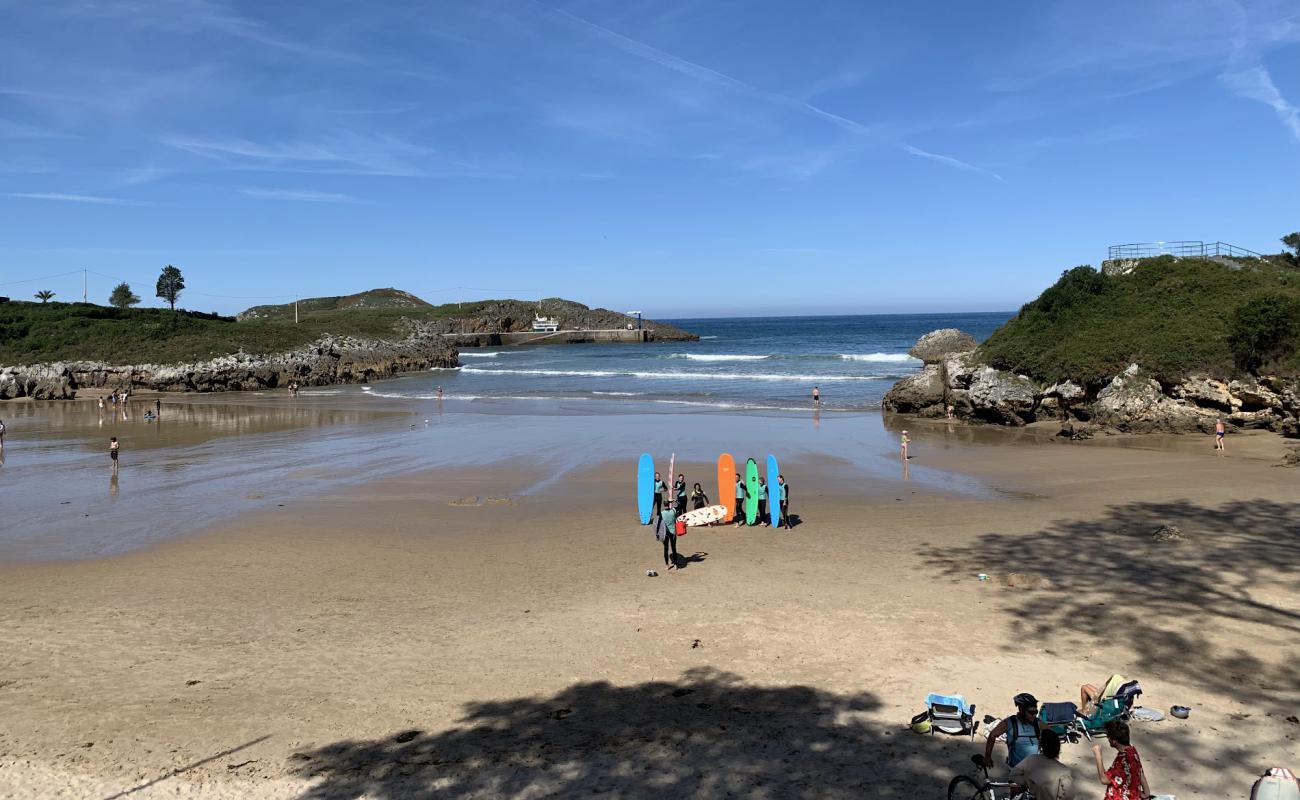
[
  {"xmin": 5, "ymin": 192, "xmax": 147, "ymax": 205},
  {"xmin": 542, "ymin": 5, "xmax": 1003, "ymax": 181},
  {"xmin": 163, "ymin": 133, "xmax": 433, "ymax": 176},
  {"xmin": 240, "ymin": 187, "xmax": 372, "ymax": 204},
  {"xmin": 1221, "ymin": 63, "xmax": 1300, "ymax": 142},
  {"xmin": 901, "ymin": 145, "xmax": 1005, "ymax": 182}
]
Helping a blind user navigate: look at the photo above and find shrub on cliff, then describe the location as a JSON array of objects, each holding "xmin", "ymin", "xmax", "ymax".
[
  {"xmin": 980, "ymin": 257, "xmax": 1300, "ymax": 385},
  {"xmin": 1228, "ymin": 293, "xmax": 1300, "ymax": 374}
]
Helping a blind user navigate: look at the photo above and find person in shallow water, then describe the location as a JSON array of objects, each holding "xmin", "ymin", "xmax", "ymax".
[{"xmin": 689, "ymin": 482, "xmax": 708, "ymax": 510}]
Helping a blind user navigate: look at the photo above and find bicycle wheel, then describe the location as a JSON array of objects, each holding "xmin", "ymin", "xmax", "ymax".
[{"xmin": 947, "ymin": 774, "xmax": 985, "ymax": 800}]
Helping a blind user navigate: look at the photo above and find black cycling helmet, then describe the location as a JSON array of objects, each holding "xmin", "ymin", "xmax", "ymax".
[{"xmin": 1013, "ymin": 693, "xmax": 1038, "ymax": 709}]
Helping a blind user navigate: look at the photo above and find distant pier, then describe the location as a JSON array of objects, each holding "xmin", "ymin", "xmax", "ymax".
[{"xmin": 442, "ymin": 328, "xmax": 654, "ymax": 347}]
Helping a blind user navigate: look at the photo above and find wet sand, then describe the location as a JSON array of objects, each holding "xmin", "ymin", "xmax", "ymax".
[{"xmin": 1, "ymin": 397, "xmax": 1298, "ymax": 798}]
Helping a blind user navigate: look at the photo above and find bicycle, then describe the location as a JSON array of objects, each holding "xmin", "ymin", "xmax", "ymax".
[{"xmin": 946, "ymin": 755, "xmax": 1034, "ymax": 800}]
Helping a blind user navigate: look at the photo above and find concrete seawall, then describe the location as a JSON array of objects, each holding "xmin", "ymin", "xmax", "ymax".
[{"xmin": 442, "ymin": 328, "xmax": 654, "ymax": 347}]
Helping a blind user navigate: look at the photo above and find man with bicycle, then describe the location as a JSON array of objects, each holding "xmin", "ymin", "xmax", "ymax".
[{"xmin": 982, "ymin": 693, "xmax": 1042, "ymax": 771}]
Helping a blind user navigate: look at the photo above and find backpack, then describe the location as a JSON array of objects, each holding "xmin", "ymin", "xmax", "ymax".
[{"xmin": 1252, "ymin": 768, "xmax": 1300, "ymax": 800}]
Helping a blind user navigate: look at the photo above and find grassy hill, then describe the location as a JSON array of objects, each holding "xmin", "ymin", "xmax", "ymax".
[
  {"xmin": 979, "ymin": 256, "xmax": 1300, "ymax": 385},
  {"xmin": 0, "ymin": 291, "xmax": 693, "ymax": 365}
]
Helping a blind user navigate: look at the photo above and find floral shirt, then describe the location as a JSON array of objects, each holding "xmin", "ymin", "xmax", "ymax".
[{"xmin": 1104, "ymin": 746, "xmax": 1145, "ymax": 800}]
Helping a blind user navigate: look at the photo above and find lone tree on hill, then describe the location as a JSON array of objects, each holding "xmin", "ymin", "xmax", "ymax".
[
  {"xmin": 35, "ymin": 290, "xmax": 55, "ymax": 303},
  {"xmin": 1282, "ymin": 232, "xmax": 1300, "ymax": 266},
  {"xmin": 156, "ymin": 265, "xmax": 185, "ymax": 311},
  {"xmin": 109, "ymin": 282, "xmax": 141, "ymax": 309}
]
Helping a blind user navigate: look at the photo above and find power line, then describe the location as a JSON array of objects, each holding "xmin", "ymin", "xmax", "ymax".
[{"xmin": 0, "ymin": 269, "xmax": 86, "ymax": 287}]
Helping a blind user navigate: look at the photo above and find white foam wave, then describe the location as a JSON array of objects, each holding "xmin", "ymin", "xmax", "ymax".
[
  {"xmin": 669, "ymin": 353, "xmax": 768, "ymax": 362},
  {"xmin": 458, "ymin": 352, "xmax": 501, "ymax": 358},
  {"xmin": 428, "ymin": 366, "xmax": 462, "ymax": 371},
  {"xmin": 839, "ymin": 353, "xmax": 917, "ymax": 363},
  {"xmin": 591, "ymin": 391, "xmax": 640, "ymax": 396},
  {"xmin": 698, "ymin": 336, "xmax": 719, "ymax": 340},
  {"xmin": 459, "ymin": 367, "xmax": 886, "ymax": 382}
]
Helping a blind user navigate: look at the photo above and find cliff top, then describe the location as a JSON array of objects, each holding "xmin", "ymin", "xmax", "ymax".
[{"xmin": 979, "ymin": 255, "xmax": 1300, "ymax": 386}]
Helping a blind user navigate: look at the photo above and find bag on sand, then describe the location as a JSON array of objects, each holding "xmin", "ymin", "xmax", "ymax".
[
  {"xmin": 1252, "ymin": 768, "xmax": 1300, "ymax": 800},
  {"xmin": 675, "ymin": 518, "xmax": 687, "ymax": 537}
]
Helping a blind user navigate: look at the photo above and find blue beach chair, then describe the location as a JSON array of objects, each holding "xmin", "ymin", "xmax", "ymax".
[{"xmin": 922, "ymin": 693, "xmax": 979, "ymax": 738}]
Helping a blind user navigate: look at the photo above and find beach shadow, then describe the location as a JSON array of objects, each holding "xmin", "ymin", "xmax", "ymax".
[
  {"xmin": 674, "ymin": 551, "xmax": 708, "ymax": 569},
  {"xmin": 919, "ymin": 498, "xmax": 1300, "ymax": 705},
  {"xmin": 288, "ymin": 668, "xmax": 965, "ymax": 799}
]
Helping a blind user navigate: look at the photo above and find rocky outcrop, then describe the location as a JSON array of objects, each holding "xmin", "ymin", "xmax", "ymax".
[
  {"xmin": 884, "ymin": 329, "xmax": 1300, "ymax": 435},
  {"xmin": 0, "ymin": 325, "xmax": 458, "ymax": 399},
  {"xmin": 908, "ymin": 328, "xmax": 977, "ymax": 363}
]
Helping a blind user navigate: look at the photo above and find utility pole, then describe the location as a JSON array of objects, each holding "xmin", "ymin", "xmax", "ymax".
[
  {"xmin": 295, "ymin": 300, "xmax": 299, "ymax": 324},
  {"xmin": 83, "ymin": 269, "xmax": 87, "ymax": 303}
]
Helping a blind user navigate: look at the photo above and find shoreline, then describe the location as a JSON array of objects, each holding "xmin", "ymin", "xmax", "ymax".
[{"xmin": 2, "ymin": 421, "xmax": 1298, "ymax": 796}]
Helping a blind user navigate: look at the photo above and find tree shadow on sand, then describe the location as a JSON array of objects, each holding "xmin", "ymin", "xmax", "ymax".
[
  {"xmin": 289, "ymin": 667, "xmax": 969, "ymax": 799},
  {"xmin": 921, "ymin": 498, "xmax": 1300, "ymax": 706}
]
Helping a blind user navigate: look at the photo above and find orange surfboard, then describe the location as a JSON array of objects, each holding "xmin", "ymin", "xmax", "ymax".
[{"xmin": 717, "ymin": 453, "xmax": 737, "ymax": 523}]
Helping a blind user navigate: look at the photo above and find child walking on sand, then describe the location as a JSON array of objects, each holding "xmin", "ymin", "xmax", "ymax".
[{"xmin": 900, "ymin": 430, "xmax": 911, "ymax": 459}]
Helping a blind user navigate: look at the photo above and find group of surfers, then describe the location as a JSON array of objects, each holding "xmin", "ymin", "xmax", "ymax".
[{"xmin": 647, "ymin": 470, "xmax": 792, "ymax": 571}]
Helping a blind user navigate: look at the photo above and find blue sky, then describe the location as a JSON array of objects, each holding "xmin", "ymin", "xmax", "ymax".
[{"xmin": 2, "ymin": 0, "xmax": 1299, "ymax": 317}]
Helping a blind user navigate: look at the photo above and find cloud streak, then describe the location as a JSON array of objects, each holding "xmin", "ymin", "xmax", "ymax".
[
  {"xmin": 240, "ymin": 187, "xmax": 372, "ymax": 204},
  {"xmin": 543, "ymin": 4, "xmax": 1003, "ymax": 181},
  {"xmin": 1221, "ymin": 63, "xmax": 1300, "ymax": 141},
  {"xmin": 5, "ymin": 192, "xmax": 147, "ymax": 205}
]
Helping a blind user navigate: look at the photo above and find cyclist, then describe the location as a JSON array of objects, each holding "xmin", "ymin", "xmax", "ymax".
[{"xmin": 982, "ymin": 693, "xmax": 1042, "ymax": 770}]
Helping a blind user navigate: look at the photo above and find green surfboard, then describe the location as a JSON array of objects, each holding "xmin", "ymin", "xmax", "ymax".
[{"xmin": 744, "ymin": 457, "xmax": 759, "ymax": 525}]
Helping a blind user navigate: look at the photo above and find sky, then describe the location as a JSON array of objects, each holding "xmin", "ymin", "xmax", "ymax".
[{"xmin": 2, "ymin": 0, "xmax": 1299, "ymax": 318}]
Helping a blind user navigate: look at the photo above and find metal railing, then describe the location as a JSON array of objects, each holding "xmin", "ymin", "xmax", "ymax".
[{"xmin": 1107, "ymin": 241, "xmax": 1265, "ymax": 260}]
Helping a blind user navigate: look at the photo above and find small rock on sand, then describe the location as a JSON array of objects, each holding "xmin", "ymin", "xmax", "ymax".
[{"xmin": 1151, "ymin": 525, "xmax": 1185, "ymax": 543}]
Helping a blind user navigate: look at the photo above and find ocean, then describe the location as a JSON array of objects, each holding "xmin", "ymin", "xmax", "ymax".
[{"xmin": 363, "ymin": 312, "xmax": 1012, "ymax": 411}]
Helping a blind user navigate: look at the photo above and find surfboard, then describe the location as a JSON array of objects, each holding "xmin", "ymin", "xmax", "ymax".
[
  {"xmin": 766, "ymin": 454, "xmax": 780, "ymax": 527},
  {"xmin": 679, "ymin": 504, "xmax": 728, "ymax": 527},
  {"xmin": 717, "ymin": 454, "xmax": 736, "ymax": 523},
  {"xmin": 637, "ymin": 453, "xmax": 654, "ymax": 524},
  {"xmin": 744, "ymin": 457, "xmax": 759, "ymax": 525}
]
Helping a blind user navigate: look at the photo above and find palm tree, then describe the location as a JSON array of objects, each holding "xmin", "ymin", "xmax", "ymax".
[{"xmin": 35, "ymin": 290, "xmax": 55, "ymax": 303}]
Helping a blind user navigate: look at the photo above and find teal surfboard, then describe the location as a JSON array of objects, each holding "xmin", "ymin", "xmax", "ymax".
[
  {"xmin": 766, "ymin": 454, "xmax": 780, "ymax": 527},
  {"xmin": 744, "ymin": 458, "xmax": 759, "ymax": 525},
  {"xmin": 637, "ymin": 453, "xmax": 654, "ymax": 524}
]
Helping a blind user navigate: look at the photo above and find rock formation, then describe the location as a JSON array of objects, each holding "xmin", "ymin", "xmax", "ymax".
[
  {"xmin": 884, "ymin": 328, "xmax": 1300, "ymax": 436},
  {"xmin": 0, "ymin": 324, "xmax": 458, "ymax": 399}
]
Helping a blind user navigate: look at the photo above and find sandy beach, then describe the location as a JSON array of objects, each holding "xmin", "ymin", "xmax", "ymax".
[{"xmin": 1, "ymin": 396, "xmax": 1298, "ymax": 798}]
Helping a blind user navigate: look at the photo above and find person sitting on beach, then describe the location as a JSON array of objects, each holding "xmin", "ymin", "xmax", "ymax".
[
  {"xmin": 1091, "ymin": 720, "xmax": 1151, "ymax": 800},
  {"xmin": 982, "ymin": 693, "xmax": 1041, "ymax": 770},
  {"xmin": 689, "ymin": 482, "xmax": 708, "ymax": 510},
  {"xmin": 733, "ymin": 474, "xmax": 747, "ymax": 526},
  {"xmin": 1010, "ymin": 729, "xmax": 1076, "ymax": 800},
  {"xmin": 1079, "ymin": 674, "xmax": 1127, "ymax": 716}
]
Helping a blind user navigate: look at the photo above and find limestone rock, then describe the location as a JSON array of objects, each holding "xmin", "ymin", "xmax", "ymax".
[
  {"xmin": 1091, "ymin": 364, "xmax": 1215, "ymax": 433},
  {"xmin": 1172, "ymin": 375, "xmax": 1235, "ymax": 411},
  {"xmin": 881, "ymin": 363, "xmax": 945, "ymax": 413},
  {"xmin": 1041, "ymin": 380, "xmax": 1086, "ymax": 403},
  {"xmin": 966, "ymin": 366, "xmax": 1037, "ymax": 425},
  {"xmin": 907, "ymin": 329, "xmax": 977, "ymax": 364},
  {"xmin": 942, "ymin": 352, "xmax": 978, "ymax": 390}
]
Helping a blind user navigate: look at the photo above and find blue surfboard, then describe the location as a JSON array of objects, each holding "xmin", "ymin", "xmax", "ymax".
[
  {"xmin": 637, "ymin": 453, "xmax": 654, "ymax": 524},
  {"xmin": 766, "ymin": 454, "xmax": 780, "ymax": 528}
]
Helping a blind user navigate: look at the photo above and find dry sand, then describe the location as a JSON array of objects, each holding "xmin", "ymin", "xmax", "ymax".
[{"xmin": 1, "ymin": 426, "xmax": 1298, "ymax": 798}]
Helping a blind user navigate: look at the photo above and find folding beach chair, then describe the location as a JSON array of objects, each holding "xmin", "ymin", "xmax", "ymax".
[{"xmin": 921, "ymin": 693, "xmax": 979, "ymax": 738}]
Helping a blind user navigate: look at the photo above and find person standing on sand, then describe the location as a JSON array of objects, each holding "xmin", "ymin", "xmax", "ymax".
[
  {"xmin": 653, "ymin": 472, "xmax": 667, "ymax": 518},
  {"xmin": 674, "ymin": 473, "xmax": 687, "ymax": 516},
  {"xmin": 777, "ymin": 474, "xmax": 791, "ymax": 529},
  {"xmin": 757, "ymin": 477, "xmax": 769, "ymax": 527},
  {"xmin": 1215, "ymin": 418, "xmax": 1226, "ymax": 453},
  {"xmin": 733, "ymin": 474, "xmax": 747, "ymax": 526},
  {"xmin": 690, "ymin": 482, "xmax": 708, "ymax": 510},
  {"xmin": 1091, "ymin": 720, "xmax": 1151, "ymax": 800},
  {"xmin": 653, "ymin": 499, "xmax": 680, "ymax": 570},
  {"xmin": 109, "ymin": 437, "xmax": 119, "ymax": 471},
  {"xmin": 900, "ymin": 430, "xmax": 911, "ymax": 459}
]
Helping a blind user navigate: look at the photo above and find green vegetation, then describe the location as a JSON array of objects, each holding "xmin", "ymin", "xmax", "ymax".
[
  {"xmin": 34, "ymin": 290, "xmax": 55, "ymax": 303},
  {"xmin": 109, "ymin": 282, "xmax": 141, "ymax": 309},
  {"xmin": 156, "ymin": 265, "xmax": 185, "ymax": 311},
  {"xmin": 0, "ymin": 289, "xmax": 686, "ymax": 365},
  {"xmin": 980, "ymin": 256, "xmax": 1300, "ymax": 385}
]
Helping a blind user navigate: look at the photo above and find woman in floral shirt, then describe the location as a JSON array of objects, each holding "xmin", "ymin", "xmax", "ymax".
[{"xmin": 1091, "ymin": 720, "xmax": 1151, "ymax": 800}]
